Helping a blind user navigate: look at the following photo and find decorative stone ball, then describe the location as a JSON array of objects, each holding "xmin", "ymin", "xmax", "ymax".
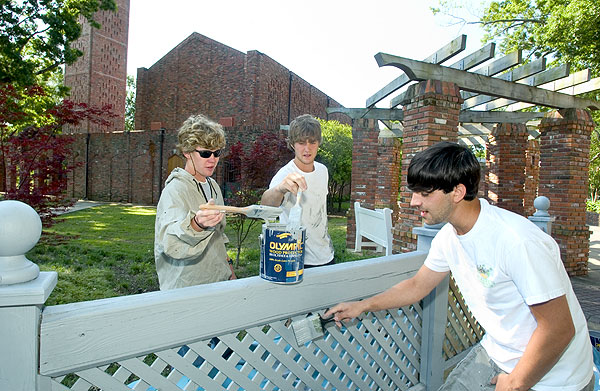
[
  {"xmin": 0, "ymin": 200, "xmax": 42, "ymax": 257},
  {"xmin": 533, "ymin": 196, "xmax": 550, "ymax": 217}
]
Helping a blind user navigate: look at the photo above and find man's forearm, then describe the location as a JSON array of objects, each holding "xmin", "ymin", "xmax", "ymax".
[
  {"xmin": 261, "ymin": 186, "xmax": 285, "ymax": 206},
  {"xmin": 364, "ymin": 278, "xmax": 433, "ymax": 312}
]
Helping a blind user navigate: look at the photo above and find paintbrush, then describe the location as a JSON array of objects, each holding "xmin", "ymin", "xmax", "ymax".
[
  {"xmin": 199, "ymin": 204, "xmax": 282, "ymax": 221},
  {"xmin": 291, "ymin": 312, "xmax": 336, "ymax": 346},
  {"xmin": 287, "ymin": 190, "xmax": 302, "ymax": 231}
]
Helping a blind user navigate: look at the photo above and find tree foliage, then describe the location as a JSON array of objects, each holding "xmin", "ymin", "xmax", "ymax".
[
  {"xmin": 125, "ymin": 75, "xmax": 136, "ymax": 131},
  {"xmin": 317, "ymin": 118, "xmax": 353, "ymax": 212},
  {"xmin": 434, "ymin": 0, "xmax": 600, "ymax": 207},
  {"xmin": 479, "ymin": 0, "xmax": 600, "ymax": 74},
  {"xmin": 225, "ymin": 132, "xmax": 291, "ymax": 264},
  {"xmin": 589, "ymin": 129, "xmax": 600, "ymax": 202},
  {"xmin": 0, "ymin": 84, "xmax": 116, "ymax": 223},
  {"xmin": 1, "ymin": 0, "xmax": 117, "ymax": 86}
]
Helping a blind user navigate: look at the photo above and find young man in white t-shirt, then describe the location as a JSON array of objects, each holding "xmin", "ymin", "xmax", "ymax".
[
  {"xmin": 326, "ymin": 141, "xmax": 594, "ymax": 391},
  {"xmin": 261, "ymin": 114, "xmax": 335, "ymax": 267}
]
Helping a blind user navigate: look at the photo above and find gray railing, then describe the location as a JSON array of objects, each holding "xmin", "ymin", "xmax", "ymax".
[{"xmin": 0, "ymin": 201, "xmax": 475, "ymax": 391}]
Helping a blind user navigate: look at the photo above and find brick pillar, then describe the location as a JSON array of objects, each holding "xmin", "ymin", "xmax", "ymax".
[
  {"xmin": 486, "ymin": 123, "xmax": 528, "ymax": 215},
  {"xmin": 346, "ymin": 119, "xmax": 379, "ymax": 249},
  {"xmin": 539, "ymin": 109, "xmax": 593, "ymax": 276},
  {"xmin": 64, "ymin": 0, "xmax": 130, "ymax": 133},
  {"xmin": 375, "ymin": 128, "xmax": 401, "ymax": 215},
  {"xmin": 524, "ymin": 139, "xmax": 540, "ymax": 216},
  {"xmin": 394, "ymin": 80, "xmax": 462, "ymax": 253}
]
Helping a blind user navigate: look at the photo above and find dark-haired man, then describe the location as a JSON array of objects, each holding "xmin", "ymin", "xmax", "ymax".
[{"xmin": 326, "ymin": 141, "xmax": 593, "ymax": 391}]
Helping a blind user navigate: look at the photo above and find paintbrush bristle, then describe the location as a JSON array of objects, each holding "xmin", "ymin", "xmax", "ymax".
[{"xmin": 292, "ymin": 314, "xmax": 324, "ymax": 346}]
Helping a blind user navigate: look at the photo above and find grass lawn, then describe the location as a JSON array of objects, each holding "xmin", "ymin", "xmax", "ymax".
[{"xmin": 27, "ymin": 204, "xmax": 374, "ymax": 305}]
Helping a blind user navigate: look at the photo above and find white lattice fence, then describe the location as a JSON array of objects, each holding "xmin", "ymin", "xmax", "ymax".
[
  {"xmin": 40, "ymin": 253, "xmax": 432, "ymax": 391},
  {"xmin": 50, "ymin": 304, "xmax": 424, "ymax": 391},
  {"xmin": 442, "ymin": 277, "xmax": 483, "ymax": 369}
]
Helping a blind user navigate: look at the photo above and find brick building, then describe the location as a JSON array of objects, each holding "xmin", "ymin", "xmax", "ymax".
[
  {"xmin": 63, "ymin": 5, "xmax": 347, "ymax": 204},
  {"xmin": 134, "ymin": 32, "xmax": 346, "ymax": 133}
]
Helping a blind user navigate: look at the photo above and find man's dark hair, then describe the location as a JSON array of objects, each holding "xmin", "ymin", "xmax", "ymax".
[{"xmin": 407, "ymin": 141, "xmax": 480, "ymax": 201}]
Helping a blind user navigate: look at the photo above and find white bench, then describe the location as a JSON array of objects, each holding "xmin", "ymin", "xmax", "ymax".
[{"xmin": 354, "ymin": 201, "xmax": 393, "ymax": 256}]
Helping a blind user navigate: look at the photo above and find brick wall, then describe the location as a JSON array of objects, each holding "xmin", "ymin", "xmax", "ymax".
[
  {"xmin": 66, "ymin": 130, "xmax": 167, "ymax": 204},
  {"xmin": 65, "ymin": 126, "xmax": 290, "ymax": 205},
  {"xmin": 539, "ymin": 109, "xmax": 594, "ymax": 276},
  {"xmin": 135, "ymin": 33, "xmax": 247, "ymax": 132},
  {"xmin": 486, "ymin": 123, "xmax": 528, "ymax": 215},
  {"xmin": 346, "ymin": 125, "xmax": 402, "ymax": 251},
  {"xmin": 135, "ymin": 33, "xmax": 347, "ymax": 133},
  {"xmin": 393, "ymin": 80, "xmax": 462, "ymax": 253},
  {"xmin": 346, "ymin": 119, "xmax": 380, "ymax": 249},
  {"xmin": 524, "ymin": 139, "xmax": 540, "ymax": 216}
]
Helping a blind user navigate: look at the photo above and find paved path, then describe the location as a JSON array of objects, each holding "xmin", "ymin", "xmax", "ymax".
[
  {"xmin": 573, "ymin": 225, "xmax": 600, "ymax": 331},
  {"xmin": 60, "ymin": 200, "xmax": 600, "ymax": 330}
]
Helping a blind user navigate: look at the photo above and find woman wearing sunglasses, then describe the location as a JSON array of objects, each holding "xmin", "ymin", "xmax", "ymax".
[{"xmin": 154, "ymin": 114, "xmax": 236, "ymax": 290}]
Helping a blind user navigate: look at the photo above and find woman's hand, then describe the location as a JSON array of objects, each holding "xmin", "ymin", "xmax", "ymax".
[{"xmin": 193, "ymin": 199, "xmax": 224, "ymax": 230}]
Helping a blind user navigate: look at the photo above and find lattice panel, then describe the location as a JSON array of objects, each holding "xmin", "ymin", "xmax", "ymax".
[
  {"xmin": 443, "ymin": 276, "xmax": 484, "ymax": 361},
  {"xmin": 49, "ymin": 305, "xmax": 423, "ymax": 391}
]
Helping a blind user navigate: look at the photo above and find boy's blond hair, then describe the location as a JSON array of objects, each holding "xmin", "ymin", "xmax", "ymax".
[
  {"xmin": 176, "ymin": 114, "xmax": 226, "ymax": 154},
  {"xmin": 287, "ymin": 114, "xmax": 321, "ymax": 149}
]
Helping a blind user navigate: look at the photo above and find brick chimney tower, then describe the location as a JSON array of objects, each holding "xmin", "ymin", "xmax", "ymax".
[{"xmin": 64, "ymin": 0, "xmax": 130, "ymax": 133}]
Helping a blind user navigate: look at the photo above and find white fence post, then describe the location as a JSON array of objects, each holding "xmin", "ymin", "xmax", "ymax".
[
  {"xmin": 353, "ymin": 201, "xmax": 394, "ymax": 255},
  {"xmin": 528, "ymin": 196, "xmax": 555, "ymax": 234},
  {"xmin": 0, "ymin": 201, "xmax": 57, "ymax": 390},
  {"xmin": 414, "ymin": 223, "xmax": 448, "ymax": 390}
]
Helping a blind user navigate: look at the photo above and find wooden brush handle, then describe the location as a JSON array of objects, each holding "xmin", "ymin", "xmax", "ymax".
[{"xmin": 198, "ymin": 204, "xmax": 247, "ymax": 213}]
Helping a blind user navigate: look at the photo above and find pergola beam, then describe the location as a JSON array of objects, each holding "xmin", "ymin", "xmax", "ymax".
[
  {"xmin": 459, "ymin": 111, "xmax": 546, "ymax": 123},
  {"xmin": 483, "ymin": 64, "xmax": 571, "ymax": 111},
  {"xmin": 462, "ymin": 58, "xmax": 547, "ymax": 109},
  {"xmin": 365, "ymin": 35, "xmax": 467, "ymax": 108},
  {"xmin": 375, "ymin": 53, "xmax": 600, "ymax": 110},
  {"xmin": 394, "ymin": 50, "xmax": 521, "ymax": 108},
  {"xmin": 327, "ymin": 107, "xmax": 546, "ymax": 124},
  {"xmin": 459, "ymin": 51, "xmax": 523, "ymax": 101},
  {"xmin": 326, "ymin": 107, "xmax": 404, "ymax": 120},
  {"xmin": 389, "ymin": 43, "xmax": 498, "ymax": 108},
  {"xmin": 506, "ymin": 71, "xmax": 597, "ymax": 111}
]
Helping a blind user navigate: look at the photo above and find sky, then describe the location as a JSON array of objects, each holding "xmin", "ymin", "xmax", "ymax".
[{"xmin": 126, "ymin": 0, "xmax": 489, "ymax": 109}]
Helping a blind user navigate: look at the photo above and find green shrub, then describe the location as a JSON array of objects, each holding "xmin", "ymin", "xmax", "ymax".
[{"xmin": 28, "ymin": 204, "xmax": 374, "ymax": 305}]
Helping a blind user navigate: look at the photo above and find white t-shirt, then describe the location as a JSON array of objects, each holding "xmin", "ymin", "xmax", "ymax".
[
  {"xmin": 269, "ymin": 160, "xmax": 334, "ymax": 266},
  {"xmin": 425, "ymin": 199, "xmax": 592, "ymax": 391}
]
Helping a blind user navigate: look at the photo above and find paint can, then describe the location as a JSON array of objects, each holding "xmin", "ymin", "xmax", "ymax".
[{"xmin": 259, "ymin": 223, "xmax": 305, "ymax": 284}]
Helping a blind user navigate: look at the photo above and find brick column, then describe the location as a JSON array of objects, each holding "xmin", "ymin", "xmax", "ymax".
[
  {"xmin": 486, "ymin": 123, "xmax": 528, "ymax": 215},
  {"xmin": 394, "ymin": 80, "xmax": 462, "ymax": 253},
  {"xmin": 346, "ymin": 119, "xmax": 379, "ymax": 249},
  {"xmin": 375, "ymin": 128, "xmax": 401, "ymax": 213},
  {"xmin": 524, "ymin": 139, "xmax": 540, "ymax": 216},
  {"xmin": 539, "ymin": 109, "xmax": 593, "ymax": 276},
  {"xmin": 64, "ymin": 0, "xmax": 130, "ymax": 133}
]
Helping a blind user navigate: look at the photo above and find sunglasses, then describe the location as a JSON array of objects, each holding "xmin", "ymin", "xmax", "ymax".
[{"xmin": 195, "ymin": 149, "xmax": 223, "ymax": 158}]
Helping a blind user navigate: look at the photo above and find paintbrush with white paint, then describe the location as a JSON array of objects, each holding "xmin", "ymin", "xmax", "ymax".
[
  {"xmin": 291, "ymin": 312, "xmax": 336, "ymax": 346},
  {"xmin": 287, "ymin": 190, "xmax": 302, "ymax": 231}
]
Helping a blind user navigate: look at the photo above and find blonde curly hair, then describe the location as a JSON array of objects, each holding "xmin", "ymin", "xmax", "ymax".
[{"xmin": 176, "ymin": 114, "xmax": 226, "ymax": 154}]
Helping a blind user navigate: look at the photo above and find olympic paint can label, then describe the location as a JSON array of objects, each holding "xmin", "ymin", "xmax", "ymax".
[{"xmin": 260, "ymin": 223, "xmax": 305, "ymax": 284}]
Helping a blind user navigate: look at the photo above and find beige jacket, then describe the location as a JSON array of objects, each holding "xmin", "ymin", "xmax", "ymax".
[{"xmin": 154, "ymin": 168, "xmax": 230, "ymax": 290}]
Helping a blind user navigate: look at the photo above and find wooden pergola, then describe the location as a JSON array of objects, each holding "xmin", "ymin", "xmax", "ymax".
[
  {"xmin": 329, "ymin": 34, "xmax": 600, "ymax": 146},
  {"xmin": 329, "ymin": 34, "xmax": 600, "ymax": 276}
]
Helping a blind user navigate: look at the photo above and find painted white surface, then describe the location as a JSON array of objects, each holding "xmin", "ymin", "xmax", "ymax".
[
  {"xmin": 354, "ymin": 201, "xmax": 394, "ymax": 256},
  {"xmin": 40, "ymin": 252, "xmax": 425, "ymax": 376}
]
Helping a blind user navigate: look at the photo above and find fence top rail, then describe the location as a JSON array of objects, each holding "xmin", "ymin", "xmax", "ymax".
[{"xmin": 40, "ymin": 251, "xmax": 426, "ymax": 376}]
